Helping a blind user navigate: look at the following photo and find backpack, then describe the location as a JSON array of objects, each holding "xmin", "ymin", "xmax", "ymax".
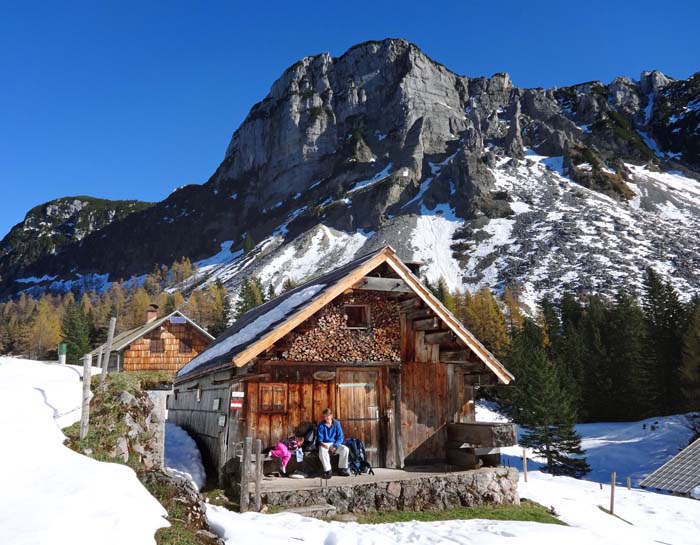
[{"xmin": 345, "ymin": 438, "xmax": 374, "ymax": 475}]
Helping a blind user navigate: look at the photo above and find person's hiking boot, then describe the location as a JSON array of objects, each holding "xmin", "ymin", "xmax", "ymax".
[
  {"xmin": 323, "ymin": 470, "xmax": 332, "ymax": 479},
  {"xmin": 338, "ymin": 468, "xmax": 351, "ymax": 477}
]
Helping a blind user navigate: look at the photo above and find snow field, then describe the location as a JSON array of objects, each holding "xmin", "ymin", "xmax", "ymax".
[{"xmin": 0, "ymin": 357, "xmax": 168, "ymax": 545}]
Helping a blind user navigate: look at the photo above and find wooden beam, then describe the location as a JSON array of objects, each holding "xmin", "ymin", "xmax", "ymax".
[
  {"xmin": 424, "ymin": 330, "xmax": 455, "ymax": 344},
  {"xmin": 412, "ymin": 317, "xmax": 443, "ymax": 331},
  {"xmin": 398, "ymin": 297, "xmax": 421, "ymax": 311},
  {"xmin": 354, "ymin": 276, "xmax": 413, "ymax": 293},
  {"xmin": 382, "ymin": 254, "xmax": 514, "ymax": 384},
  {"xmin": 405, "ymin": 308, "xmax": 433, "ymax": 320},
  {"xmin": 440, "ymin": 350, "xmax": 469, "ymax": 362}
]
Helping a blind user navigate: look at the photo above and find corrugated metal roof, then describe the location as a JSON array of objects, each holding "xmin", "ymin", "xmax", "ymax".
[
  {"xmin": 176, "ymin": 247, "xmax": 385, "ymax": 380},
  {"xmin": 640, "ymin": 437, "xmax": 700, "ymax": 495}
]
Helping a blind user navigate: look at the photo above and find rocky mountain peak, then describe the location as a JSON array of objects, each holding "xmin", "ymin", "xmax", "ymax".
[{"xmin": 2, "ymin": 40, "xmax": 699, "ymax": 308}]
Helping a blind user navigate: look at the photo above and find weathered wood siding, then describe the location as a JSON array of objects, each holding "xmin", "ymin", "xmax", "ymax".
[
  {"xmin": 167, "ymin": 373, "xmax": 231, "ymax": 474},
  {"xmin": 400, "ymin": 361, "xmax": 449, "ymax": 463},
  {"xmin": 123, "ymin": 321, "xmax": 210, "ymax": 374}
]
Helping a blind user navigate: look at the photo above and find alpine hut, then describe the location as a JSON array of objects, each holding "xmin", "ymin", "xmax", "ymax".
[
  {"xmin": 89, "ymin": 308, "xmax": 214, "ymax": 375},
  {"xmin": 168, "ymin": 246, "xmax": 515, "ymax": 482}
]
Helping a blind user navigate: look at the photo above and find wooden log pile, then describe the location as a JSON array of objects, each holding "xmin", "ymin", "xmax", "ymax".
[{"xmin": 282, "ymin": 292, "xmax": 401, "ymax": 362}]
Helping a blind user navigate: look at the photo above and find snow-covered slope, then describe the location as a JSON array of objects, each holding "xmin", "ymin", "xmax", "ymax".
[
  {"xmin": 177, "ymin": 151, "xmax": 700, "ymax": 313},
  {"xmin": 0, "ymin": 358, "xmax": 168, "ymax": 545},
  {"xmin": 476, "ymin": 402, "xmax": 696, "ymax": 486}
]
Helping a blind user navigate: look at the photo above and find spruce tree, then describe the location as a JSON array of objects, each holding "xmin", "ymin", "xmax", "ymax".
[
  {"xmin": 643, "ymin": 268, "xmax": 685, "ymax": 414},
  {"xmin": 507, "ymin": 319, "xmax": 590, "ymax": 477},
  {"xmin": 234, "ymin": 276, "xmax": 266, "ymax": 319},
  {"xmin": 608, "ymin": 292, "xmax": 654, "ymax": 418},
  {"xmin": 680, "ymin": 304, "xmax": 700, "ymax": 412},
  {"xmin": 61, "ymin": 302, "xmax": 92, "ymax": 364}
]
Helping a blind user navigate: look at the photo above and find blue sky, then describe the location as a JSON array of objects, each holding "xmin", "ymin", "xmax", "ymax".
[{"xmin": 1, "ymin": 0, "xmax": 698, "ymax": 237}]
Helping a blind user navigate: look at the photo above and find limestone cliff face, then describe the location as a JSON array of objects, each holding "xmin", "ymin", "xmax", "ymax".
[{"xmin": 1, "ymin": 39, "xmax": 699, "ymax": 303}]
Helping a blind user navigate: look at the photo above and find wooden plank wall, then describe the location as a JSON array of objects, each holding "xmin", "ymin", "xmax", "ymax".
[
  {"xmin": 167, "ymin": 373, "xmax": 231, "ymax": 473},
  {"xmin": 400, "ymin": 361, "xmax": 449, "ymax": 463},
  {"xmin": 245, "ymin": 374, "xmax": 337, "ymax": 448},
  {"xmin": 123, "ymin": 322, "xmax": 211, "ymax": 374}
]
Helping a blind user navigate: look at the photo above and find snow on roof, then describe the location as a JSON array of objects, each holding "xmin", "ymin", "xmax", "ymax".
[
  {"xmin": 641, "ymin": 437, "xmax": 700, "ymax": 495},
  {"xmin": 177, "ymin": 283, "xmax": 325, "ymax": 377}
]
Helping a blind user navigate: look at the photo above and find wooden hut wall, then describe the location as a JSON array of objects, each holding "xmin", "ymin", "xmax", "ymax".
[
  {"xmin": 123, "ymin": 322, "xmax": 210, "ymax": 374},
  {"xmin": 167, "ymin": 373, "xmax": 231, "ymax": 473},
  {"xmin": 398, "ymin": 307, "xmax": 478, "ymax": 464}
]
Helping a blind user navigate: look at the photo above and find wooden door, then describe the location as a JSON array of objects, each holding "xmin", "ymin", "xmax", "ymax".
[{"xmin": 336, "ymin": 369, "xmax": 381, "ymax": 467}]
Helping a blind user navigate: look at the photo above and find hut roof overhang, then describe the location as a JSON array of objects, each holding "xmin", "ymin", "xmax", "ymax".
[
  {"xmin": 175, "ymin": 246, "xmax": 514, "ymax": 385},
  {"xmin": 640, "ymin": 437, "xmax": 700, "ymax": 496},
  {"xmin": 88, "ymin": 310, "xmax": 214, "ymax": 357}
]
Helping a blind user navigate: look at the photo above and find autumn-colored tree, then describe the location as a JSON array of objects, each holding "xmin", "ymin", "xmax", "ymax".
[{"xmin": 29, "ymin": 297, "xmax": 62, "ymax": 359}]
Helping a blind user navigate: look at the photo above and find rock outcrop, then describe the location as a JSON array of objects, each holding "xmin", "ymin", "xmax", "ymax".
[{"xmin": 1, "ymin": 39, "xmax": 699, "ymax": 307}]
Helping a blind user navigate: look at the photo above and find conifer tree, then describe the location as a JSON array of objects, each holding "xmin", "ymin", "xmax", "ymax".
[
  {"xmin": 61, "ymin": 301, "xmax": 91, "ymax": 364},
  {"xmin": 608, "ymin": 292, "xmax": 653, "ymax": 418},
  {"xmin": 680, "ymin": 304, "xmax": 700, "ymax": 412},
  {"xmin": 507, "ymin": 319, "xmax": 590, "ymax": 477},
  {"xmin": 234, "ymin": 276, "xmax": 266, "ymax": 319},
  {"xmin": 29, "ymin": 298, "xmax": 62, "ymax": 359},
  {"xmin": 208, "ymin": 280, "xmax": 230, "ymax": 337},
  {"xmin": 643, "ymin": 268, "xmax": 685, "ymax": 414},
  {"xmin": 502, "ymin": 286, "xmax": 523, "ymax": 333},
  {"xmin": 461, "ymin": 288, "xmax": 510, "ymax": 358}
]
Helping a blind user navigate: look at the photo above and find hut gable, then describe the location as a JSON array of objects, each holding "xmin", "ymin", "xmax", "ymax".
[
  {"xmin": 176, "ymin": 246, "xmax": 513, "ymax": 384},
  {"xmin": 91, "ymin": 310, "xmax": 214, "ymax": 375},
  {"xmin": 277, "ymin": 291, "xmax": 402, "ymax": 363}
]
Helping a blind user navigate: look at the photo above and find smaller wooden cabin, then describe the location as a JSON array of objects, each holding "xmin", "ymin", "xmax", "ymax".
[
  {"xmin": 89, "ymin": 310, "xmax": 214, "ymax": 375},
  {"xmin": 169, "ymin": 247, "xmax": 515, "ymax": 481}
]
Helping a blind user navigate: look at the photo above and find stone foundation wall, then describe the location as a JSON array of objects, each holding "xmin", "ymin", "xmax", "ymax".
[{"xmin": 254, "ymin": 467, "xmax": 519, "ymax": 514}]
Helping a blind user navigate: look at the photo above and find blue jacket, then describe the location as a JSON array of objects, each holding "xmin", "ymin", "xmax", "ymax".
[{"xmin": 317, "ymin": 419, "xmax": 344, "ymax": 448}]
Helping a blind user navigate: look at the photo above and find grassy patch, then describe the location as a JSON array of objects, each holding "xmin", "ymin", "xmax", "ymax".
[
  {"xmin": 202, "ymin": 489, "xmax": 238, "ymax": 511},
  {"xmin": 355, "ymin": 499, "xmax": 565, "ymax": 525}
]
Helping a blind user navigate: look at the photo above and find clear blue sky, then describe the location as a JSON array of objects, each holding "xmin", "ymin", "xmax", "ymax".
[{"xmin": 1, "ymin": 0, "xmax": 698, "ymax": 238}]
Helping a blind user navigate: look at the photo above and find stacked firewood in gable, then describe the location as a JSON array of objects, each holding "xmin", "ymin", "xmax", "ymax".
[{"xmin": 283, "ymin": 292, "xmax": 401, "ymax": 362}]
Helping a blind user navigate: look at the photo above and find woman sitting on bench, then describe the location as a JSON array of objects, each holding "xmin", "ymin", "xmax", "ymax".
[{"xmin": 317, "ymin": 408, "xmax": 350, "ymax": 478}]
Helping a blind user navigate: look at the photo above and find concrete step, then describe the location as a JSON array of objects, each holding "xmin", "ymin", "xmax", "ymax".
[{"xmin": 283, "ymin": 503, "xmax": 337, "ymax": 520}]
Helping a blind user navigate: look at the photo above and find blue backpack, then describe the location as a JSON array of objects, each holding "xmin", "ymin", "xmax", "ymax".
[{"xmin": 345, "ymin": 438, "xmax": 374, "ymax": 475}]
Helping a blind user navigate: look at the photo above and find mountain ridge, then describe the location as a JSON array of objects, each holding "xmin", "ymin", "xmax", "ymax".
[{"xmin": 2, "ymin": 38, "xmax": 699, "ymax": 308}]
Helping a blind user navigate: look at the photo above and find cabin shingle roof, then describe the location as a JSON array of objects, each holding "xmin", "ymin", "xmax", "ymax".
[
  {"xmin": 176, "ymin": 248, "xmax": 384, "ymax": 379},
  {"xmin": 640, "ymin": 437, "xmax": 700, "ymax": 495},
  {"xmin": 88, "ymin": 310, "xmax": 214, "ymax": 356}
]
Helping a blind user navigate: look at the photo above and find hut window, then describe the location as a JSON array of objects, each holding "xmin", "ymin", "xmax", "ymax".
[
  {"xmin": 179, "ymin": 337, "xmax": 192, "ymax": 354},
  {"xmin": 259, "ymin": 383, "xmax": 287, "ymax": 413},
  {"xmin": 345, "ymin": 305, "xmax": 370, "ymax": 329},
  {"xmin": 150, "ymin": 336, "xmax": 165, "ymax": 353}
]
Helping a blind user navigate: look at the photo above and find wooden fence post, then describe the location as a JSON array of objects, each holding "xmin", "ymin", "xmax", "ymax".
[
  {"xmin": 79, "ymin": 354, "xmax": 93, "ymax": 440},
  {"xmin": 522, "ymin": 449, "xmax": 528, "ymax": 483},
  {"xmin": 240, "ymin": 436, "xmax": 252, "ymax": 513},
  {"xmin": 99, "ymin": 317, "xmax": 117, "ymax": 388},
  {"xmin": 255, "ymin": 439, "xmax": 262, "ymax": 512},
  {"xmin": 610, "ymin": 471, "xmax": 616, "ymax": 515}
]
